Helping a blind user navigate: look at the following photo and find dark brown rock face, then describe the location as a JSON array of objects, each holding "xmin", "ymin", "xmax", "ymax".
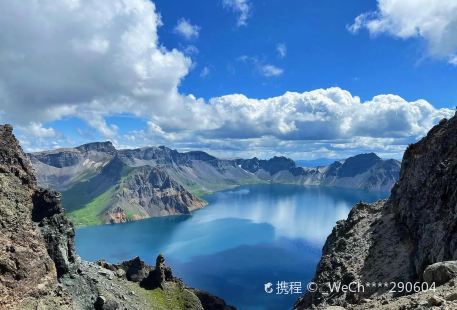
[
  {"xmin": 104, "ymin": 165, "xmax": 206, "ymax": 223},
  {"xmin": 0, "ymin": 124, "xmax": 73, "ymax": 308},
  {"xmin": 191, "ymin": 290, "xmax": 237, "ymax": 310},
  {"xmin": 119, "ymin": 256, "xmax": 152, "ymax": 283},
  {"xmin": 140, "ymin": 254, "xmax": 173, "ymax": 289},
  {"xmin": 295, "ymin": 201, "xmax": 416, "ymax": 308},
  {"xmin": 295, "ymin": 115, "xmax": 457, "ymax": 309},
  {"xmin": 33, "ymin": 188, "xmax": 76, "ymax": 278},
  {"xmin": 389, "ymin": 117, "xmax": 457, "ymax": 276}
]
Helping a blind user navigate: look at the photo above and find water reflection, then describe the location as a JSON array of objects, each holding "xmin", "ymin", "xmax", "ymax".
[
  {"xmin": 191, "ymin": 184, "xmax": 384, "ymax": 244},
  {"xmin": 76, "ymin": 184, "xmax": 387, "ymax": 310}
]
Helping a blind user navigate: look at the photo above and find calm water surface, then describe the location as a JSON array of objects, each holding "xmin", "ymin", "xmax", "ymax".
[{"xmin": 76, "ymin": 184, "xmax": 387, "ymax": 310}]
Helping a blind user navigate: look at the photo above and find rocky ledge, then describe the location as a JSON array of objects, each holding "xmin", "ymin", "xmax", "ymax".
[
  {"xmin": 295, "ymin": 115, "xmax": 457, "ymax": 310},
  {"xmin": 0, "ymin": 124, "xmax": 234, "ymax": 309}
]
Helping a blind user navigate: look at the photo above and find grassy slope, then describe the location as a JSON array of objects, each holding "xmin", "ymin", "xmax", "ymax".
[
  {"xmin": 62, "ymin": 162, "xmax": 134, "ymax": 226},
  {"xmin": 128, "ymin": 282, "xmax": 202, "ymax": 310},
  {"xmin": 64, "ymin": 164, "xmax": 155, "ymax": 226},
  {"xmin": 62, "ymin": 179, "xmax": 106, "ymax": 212},
  {"xmin": 67, "ymin": 186, "xmax": 115, "ymax": 226},
  {"xmin": 65, "ymin": 176, "xmax": 266, "ymax": 226}
]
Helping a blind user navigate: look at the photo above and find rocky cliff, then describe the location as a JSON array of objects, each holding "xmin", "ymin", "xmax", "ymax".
[
  {"xmin": 296, "ymin": 115, "xmax": 457, "ymax": 309},
  {"xmin": 57, "ymin": 153, "xmax": 205, "ymax": 226},
  {"xmin": 0, "ymin": 124, "xmax": 234, "ymax": 309},
  {"xmin": 0, "ymin": 124, "xmax": 71, "ymax": 308},
  {"xmin": 105, "ymin": 163, "xmax": 206, "ymax": 223}
]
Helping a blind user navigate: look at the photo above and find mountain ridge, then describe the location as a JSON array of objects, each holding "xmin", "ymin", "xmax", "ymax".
[{"xmin": 29, "ymin": 143, "xmax": 400, "ymax": 226}]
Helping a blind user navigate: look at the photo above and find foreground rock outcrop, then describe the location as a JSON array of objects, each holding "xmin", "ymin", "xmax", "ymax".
[
  {"xmin": 296, "ymin": 115, "xmax": 457, "ymax": 309},
  {"xmin": 0, "ymin": 124, "xmax": 234, "ymax": 309},
  {"xmin": 0, "ymin": 124, "xmax": 70, "ymax": 308}
]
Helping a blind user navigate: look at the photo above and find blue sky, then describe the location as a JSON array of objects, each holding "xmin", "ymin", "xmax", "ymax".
[
  {"xmin": 0, "ymin": 0, "xmax": 455, "ymax": 159},
  {"xmin": 155, "ymin": 0, "xmax": 457, "ymax": 107}
]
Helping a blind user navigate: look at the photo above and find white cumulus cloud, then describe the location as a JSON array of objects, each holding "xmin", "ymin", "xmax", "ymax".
[
  {"xmin": 19, "ymin": 122, "xmax": 57, "ymax": 138},
  {"xmin": 202, "ymin": 87, "xmax": 452, "ymax": 141},
  {"xmin": 349, "ymin": 0, "xmax": 457, "ymax": 64},
  {"xmin": 0, "ymin": 0, "xmax": 191, "ymax": 133},
  {"xmin": 129, "ymin": 87, "xmax": 452, "ymax": 159},
  {"xmin": 174, "ymin": 18, "xmax": 200, "ymax": 40}
]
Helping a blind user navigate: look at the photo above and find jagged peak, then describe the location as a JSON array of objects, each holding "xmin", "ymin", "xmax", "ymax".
[
  {"xmin": 268, "ymin": 155, "xmax": 295, "ymax": 163},
  {"xmin": 337, "ymin": 152, "xmax": 383, "ymax": 178},
  {"xmin": 0, "ymin": 124, "xmax": 36, "ymax": 186}
]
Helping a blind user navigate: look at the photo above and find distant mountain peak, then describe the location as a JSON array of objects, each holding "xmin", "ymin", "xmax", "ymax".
[
  {"xmin": 184, "ymin": 151, "xmax": 217, "ymax": 162},
  {"xmin": 347, "ymin": 152, "xmax": 381, "ymax": 160},
  {"xmin": 75, "ymin": 141, "xmax": 116, "ymax": 154},
  {"xmin": 338, "ymin": 152, "xmax": 382, "ymax": 177}
]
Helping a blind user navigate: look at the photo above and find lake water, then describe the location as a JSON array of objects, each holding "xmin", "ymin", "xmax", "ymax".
[{"xmin": 75, "ymin": 184, "xmax": 387, "ymax": 310}]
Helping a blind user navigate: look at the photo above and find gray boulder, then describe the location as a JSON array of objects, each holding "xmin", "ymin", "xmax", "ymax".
[{"xmin": 423, "ymin": 261, "xmax": 457, "ymax": 286}]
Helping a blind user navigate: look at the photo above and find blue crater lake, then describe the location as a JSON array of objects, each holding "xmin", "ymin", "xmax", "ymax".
[{"xmin": 75, "ymin": 184, "xmax": 387, "ymax": 310}]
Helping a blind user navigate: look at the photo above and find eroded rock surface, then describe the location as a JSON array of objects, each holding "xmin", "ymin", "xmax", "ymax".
[
  {"xmin": 0, "ymin": 124, "xmax": 71, "ymax": 308},
  {"xmin": 296, "ymin": 115, "xmax": 457, "ymax": 309}
]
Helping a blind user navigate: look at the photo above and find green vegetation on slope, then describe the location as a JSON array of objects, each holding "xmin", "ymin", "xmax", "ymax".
[
  {"xmin": 62, "ymin": 178, "xmax": 105, "ymax": 212},
  {"xmin": 128, "ymin": 282, "xmax": 202, "ymax": 310},
  {"xmin": 67, "ymin": 186, "xmax": 115, "ymax": 226},
  {"xmin": 61, "ymin": 158, "xmax": 134, "ymax": 226},
  {"xmin": 186, "ymin": 184, "xmax": 212, "ymax": 197},
  {"xmin": 62, "ymin": 154, "xmax": 268, "ymax": 227}
]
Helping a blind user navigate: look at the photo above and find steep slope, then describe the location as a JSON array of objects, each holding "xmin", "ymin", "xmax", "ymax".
[
  {"xmin": 117, "ymin": 146, "xmax": 260, "ymax": 195},
  {"xmin": 389, "ymin": 117, "xmax": 457, "ymax": 275},
  {"xmin": 296, "ymin": 115, "xmax": 457, "ymax": 309},
  {"xmin": 0, "ymin": 124, "xmax": 71, "ymax": 308},
  {"xmin": 0, "ymin": 124, "xmax": 234, "ymax": 310},
  {"xmin": 61, "ymin": 156, "xmax": 205, "ymax": 226},
  {"xmin": 104, "ymin": 164, "xmax": 206, "ymax": 224}
]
